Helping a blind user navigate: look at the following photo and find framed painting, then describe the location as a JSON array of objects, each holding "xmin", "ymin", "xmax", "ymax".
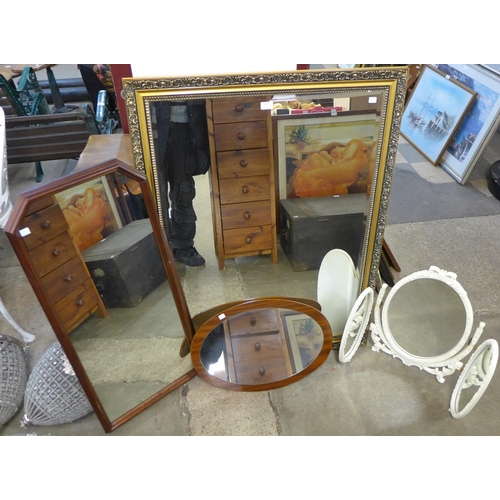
[
  {"xmin": 276, "ymin": 111, "xmax": 381, "ymax": 199},
  {"xmin": 54, "ymin": 176, "xmax": 123, "ymax": 252},
  {"xmin": 281, "ymin": 311, "xmax": 324, "ymax": 372},
  {"xmin": 431, "ymin": 64, "xmax": 500, "ymax": 184},
  {"xmin": 400, "ymin": 65, "xmax": 477, "ymax": 165}
]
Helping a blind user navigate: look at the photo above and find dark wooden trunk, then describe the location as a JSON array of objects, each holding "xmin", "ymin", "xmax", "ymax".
[
  {"xmin": 82, "ymin": 219, "xmax": 167, "ymax": 308},
  {"xmin": 279, "ymin": 195, "xmax": 366, "ymax": 271}
]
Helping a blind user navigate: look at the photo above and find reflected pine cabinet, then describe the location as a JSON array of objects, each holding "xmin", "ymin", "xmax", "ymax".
[{"xmin": 206, "ymin": 96, "xmax": 278, "ymax": 270}]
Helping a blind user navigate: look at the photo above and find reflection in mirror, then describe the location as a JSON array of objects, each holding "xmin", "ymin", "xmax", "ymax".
[
  {"xmin": 372, "ymin": 266, "xmax": 485, "ymax": 382},
  {"xmin": 339, "ymin": 287, "xmax": 374, "ymax": 363},
  {"xmin": 59, "ymin": 174, "xmax": 192, "ymax": 423},
  {"xmin": 450, "ymin": 339, "xmax": 498, "ymax": 419},
  {"xmin": 191, "ymin": 298, "xmax": 332, "ymax": 391},
  {"xmin": 386, "ymin": 278, "xmax": 467, "ymax": 357},
  {"xmin": 123, "ymin": 68, "xmax": 408, "ymax": 308},
  {"xmin": 4, "ymin": 160, "xmax": 197, "ymax": 432}
]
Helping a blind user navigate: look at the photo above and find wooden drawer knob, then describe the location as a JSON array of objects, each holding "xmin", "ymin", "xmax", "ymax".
[
  {"xmin": 242, "ymin": 186, "xmax": 249, "ymax": 194},
  {"xmin": 235, "ymin": 104, "xmax": 244, "ymax": 112},
  {"xmin": 51, "ymin": 248, "xmax": 60, "ymax": 256},
  {"xmin": 246, "ymin": 236, "xmax": 252, "ymax": 244},
  {"xmin": 237, "ymin": 132, "xmax": 245, "ymax": 140},
  {"xmin": 259, "ymin": 367, "xmax": 266, "ymax": 375},
  {"xmin": 254, "ymin": 342, "xmax": 261, "ymax": 351},
  {"xmin": 41, "ymin": 221, "xmax": 51, "ymax": 229},
  {"xmin": 76, "ymin": 298, "xmax": 85, "ymax": 307},
  {"xmin": 240, "ymin": 160, "xmax": 248, "ymax": 168},
  {"xmin": 64, "ymin": 274, "xmax": 73, "ymax": 282},
  {"xmin": 250, "ymin": 316, "xmax": 257, "ymax": 326},
  {"xmin": 244, "ymin": 211, "xmax": 251, "ymax": 220}
]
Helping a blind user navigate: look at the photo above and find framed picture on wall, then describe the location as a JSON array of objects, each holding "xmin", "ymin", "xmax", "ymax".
[
  {"xmin": 400, "ymin": 65, "xmax": 477, "ymax": 165},
  {"xmin": 276, "ymin": 111, "xmax": 381, "ymax": 199},
  {"xmin": 431, "ymin": 64, "xmax": 500, "ymax": 184}
]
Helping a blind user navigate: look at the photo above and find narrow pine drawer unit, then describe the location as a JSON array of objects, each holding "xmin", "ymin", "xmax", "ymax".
[
  {"xmin": 224, "ymin": 308, "xmax": 292, "ymax": 385},
  {"xmin": 207, "ymin": 96, "xmax": 278, "ymax": 270},
  {"xmin": 18, "ymin": 201, "xmax": 107, "ymax": 334}
]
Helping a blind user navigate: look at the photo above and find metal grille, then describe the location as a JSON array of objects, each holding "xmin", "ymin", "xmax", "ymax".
[
  {"xmin": 0, "ymin": 335, "xmax": 28, "ymax": 425},
  {"xmin": 23, "ymin": 342, "xmax": 93, "ymax": 426}
]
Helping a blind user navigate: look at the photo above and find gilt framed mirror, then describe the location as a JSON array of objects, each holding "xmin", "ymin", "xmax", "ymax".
[
  {"xmin": 123, "ymin": 67, "xmax": 408, "ymax": 297},
  {"xmin": 4, "ymin": 159, "xmax": 197, "ymax": 433}
]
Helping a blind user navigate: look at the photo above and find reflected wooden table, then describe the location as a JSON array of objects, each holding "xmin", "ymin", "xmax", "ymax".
[{"xmin": 74, "ymin": 134, "xmax": 134, "ymax": 172}]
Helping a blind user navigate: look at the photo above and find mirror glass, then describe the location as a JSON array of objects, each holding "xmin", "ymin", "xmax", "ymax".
[
  {"xmin": 5, "ymin": 161, "xmax": 196, "ymax": 432},
  {"xmin": 53, "ymin": 173, "xmax": 191, "ymax": 422},
  {"xmin": 450, "ymin": 339, "xmax": 498, "ymax": 418},
  {"xmin": 191, "ymin": 299, "xmax": 332, "ymax": 391},
  {"xmin": 148, "ymin": 91, "xmax": 380, "ymax": 290},
  {"xmin": 373, "ymin": 267, "xmax": 482, "ymax": 383},
  {"xmin": 123, "ymin": 68, "xmax": 407, "ymax": 301},
  {"xmin": 385, "ymin": 278, "xmax": 467, "ymax": 357}
]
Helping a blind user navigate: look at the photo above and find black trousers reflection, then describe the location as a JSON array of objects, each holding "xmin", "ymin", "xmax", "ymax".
[{"xmin": 165, "ymin": 122, "xmax": 197, "ymax": 250}]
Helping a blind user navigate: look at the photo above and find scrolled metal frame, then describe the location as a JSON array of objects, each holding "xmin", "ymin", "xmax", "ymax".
[{"xmin": 123, "ymin": 67, "xmax": 408, "ymax": 290}]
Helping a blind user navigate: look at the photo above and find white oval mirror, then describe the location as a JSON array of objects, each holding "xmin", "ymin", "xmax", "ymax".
[
  {"xmin": 339, "ymin": 287, "xmax": 374, "ymax": 363},
  {"xmin": 317, "ymin": 249, "xmax": 359, "ymax": 344},
  {"xmin": 450, "ymin": 339, "xmax": 498, "ymax": 419}
]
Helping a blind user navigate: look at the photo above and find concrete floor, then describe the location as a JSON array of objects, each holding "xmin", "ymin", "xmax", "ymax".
[{"xmin": 2, "ymin": 65, "xmax": 500, "ymax": 439}]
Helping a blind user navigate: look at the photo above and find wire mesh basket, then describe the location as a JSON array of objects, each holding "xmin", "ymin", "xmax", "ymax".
[
  {"xmin": 0, "ymin": 334, "xmax": 28, "ymax": 425},
  {"xmin": 23, "ymin": 342, "xmax": 93, "ymax": 426}
]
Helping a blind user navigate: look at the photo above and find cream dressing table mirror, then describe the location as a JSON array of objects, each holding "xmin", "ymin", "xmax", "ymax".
[{"xmin": 338, "ymin": 266, "xmax": 498, "ymax": 418}]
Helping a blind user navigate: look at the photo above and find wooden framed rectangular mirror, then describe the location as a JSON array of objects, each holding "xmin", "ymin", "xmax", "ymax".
[{"xmin": 4, "ymin": 159, "xmax": 197, "ymax": 433}]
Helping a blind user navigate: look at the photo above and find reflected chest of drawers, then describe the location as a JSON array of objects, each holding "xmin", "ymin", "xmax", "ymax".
[
  {"xmin": 206, "ymin": 96, "xmax": 278, "ymax": 270},
  {"xmin": 16, "ymin": 196, "xmax": 107, "ymax": 334},
  {"xmin": 224, "ymin": 308, "xmax": 292, "ymax": 385}
]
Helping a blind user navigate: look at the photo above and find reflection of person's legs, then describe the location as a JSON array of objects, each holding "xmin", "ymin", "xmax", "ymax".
[
  {"xmin": 169, "ymin": 177, "xmax": 196, "ymax": 248},
  {"xmin": 166, "ymin": 122, "xmax": 205, "ymax": 267}
]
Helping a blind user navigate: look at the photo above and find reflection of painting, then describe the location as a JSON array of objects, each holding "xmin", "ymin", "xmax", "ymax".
[
  {"xmin": 55, "ymin": 177, "xmax": 122, "ymax": 252},
  {"xmin": 401, "ymin": 65, "xmax": 477, "ymax": 165},
  {"xmin": 277, "ymin": 113, "xmax": 379, "ymax": 199},
  {"xmin": 283, "ymin": 312, "xmax": 323, "ymax": 370},
  {"xmin": 434, "ymin": 64, "xmax": 500, "ymax": 183}
]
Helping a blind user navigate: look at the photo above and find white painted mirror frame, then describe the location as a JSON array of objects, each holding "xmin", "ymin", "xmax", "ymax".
[
  {"xmin": 339, "ymin": 287, "xmax": 374, "ymax": 363},
  {"xmin": 370, "ymin": 266, "xmax": 485, "ymax": 383},
  {"xmin": 449, "ymin": 338, "xmax": 499, "ymax": 419}
]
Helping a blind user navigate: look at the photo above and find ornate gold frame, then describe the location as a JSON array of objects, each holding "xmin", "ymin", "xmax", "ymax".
[{"xmin": 123, "ymin": 67, "xmax": 408, "ymax": 290}]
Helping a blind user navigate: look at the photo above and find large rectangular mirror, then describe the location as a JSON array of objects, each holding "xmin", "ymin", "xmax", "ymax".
[
  {"xmin": 123, "ymin": 68, "xmax": 407, "ymax": 332},
  {"xmin": 4, "ymin": 160, "xmax": 197, "ymax": 432}
]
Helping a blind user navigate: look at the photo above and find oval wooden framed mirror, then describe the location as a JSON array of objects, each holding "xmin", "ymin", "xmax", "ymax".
[{"xmin": 190, "ymin": 297, "xmax": 332, "ymax": 391}]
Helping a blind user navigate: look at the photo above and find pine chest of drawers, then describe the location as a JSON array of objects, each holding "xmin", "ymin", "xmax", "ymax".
[
  {"xmin": 207, "ymin": 96, "xmax": 278, "ymax": 270},
  {"xmin": 224, "ymin": 308, "xmax": 292, "ymax": 385},
  {"xmin": 16, "ymin": 195, "xmax": 107, "ymax": 334}
]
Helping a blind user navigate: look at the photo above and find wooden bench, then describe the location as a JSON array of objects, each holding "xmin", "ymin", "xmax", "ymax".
[{"xmin": 4, "ymin": 105, "xmax": 99, "ymax": 181}]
